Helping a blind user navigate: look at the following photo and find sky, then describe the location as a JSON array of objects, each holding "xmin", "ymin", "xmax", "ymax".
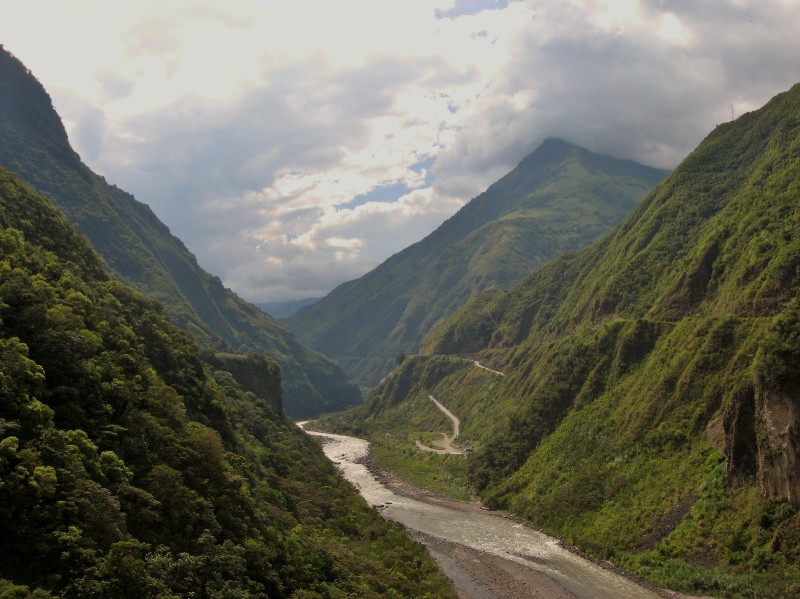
[{"xmin": 1, "ymin": 0, "xmax": 799, "ymax": 303}]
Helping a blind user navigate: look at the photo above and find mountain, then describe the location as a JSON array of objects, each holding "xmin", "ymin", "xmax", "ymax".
[
  {"xmin": 0, "ymin": 46, "xmax": 361, "ymax": 419},
  {"xmin": 319, "ymin": 83, "xmax": 800, "ymax": 597},
  {"xmin": 256, "ymin": 297, "xmax": 320, "ymax": 319},
  {"xmin": 286, "ymin": 139, "xmax": 669, "ymax": 388},
  {"xmin": 0, "ymin": 167, "xmax": 452, "ymax": 598}
]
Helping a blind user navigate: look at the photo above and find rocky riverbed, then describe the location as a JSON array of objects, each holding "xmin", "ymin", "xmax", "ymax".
[{"xmin": 303, "ymin": 427, "xmax": 677, "ymax": 599}]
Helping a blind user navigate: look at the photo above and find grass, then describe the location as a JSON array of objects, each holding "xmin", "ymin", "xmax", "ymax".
[
  {"xmin": 372, "ymin": 438, "xmax": 472, "ymax": 502},
  {"xmin": 315, "ymin": 86, "xmax": 800, "ymax": 593}
]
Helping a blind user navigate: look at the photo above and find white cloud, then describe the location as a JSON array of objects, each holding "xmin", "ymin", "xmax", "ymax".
[{"xmin": 0, "ymin": 0, "xmax": 798, "ymax": 302}]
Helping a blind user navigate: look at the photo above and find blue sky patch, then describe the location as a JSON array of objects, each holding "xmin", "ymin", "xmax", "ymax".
[
  {"xmin": 435, "ymin": 0, "xmax": 509, "ymax": 20},
  {"xmin": 411, "ymin": 156, "xmax": 436, "ymax": 187},
  {"xmin": 339, "ymin": 158, "xmax": 437, "ymax": 210},
  {"xmin": 339, "ymin": 181, "xmax": 414, "ymax": 210}
]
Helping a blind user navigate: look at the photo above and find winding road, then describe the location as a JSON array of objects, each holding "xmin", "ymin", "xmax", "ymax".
[
  {"xmin": 415, "ymin": 395, "xmax": 464, "ymax": 455},
  {"xmin": 472, "ymin": 360, "xmax": 504, "ymax": 376}
]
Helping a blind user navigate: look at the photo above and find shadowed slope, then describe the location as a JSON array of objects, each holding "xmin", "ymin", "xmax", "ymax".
[
  {"xmin": 0, "ymin": 167, "xmax": 452, "ymax": 598},
  {"xmin": 0, "ymin": 46, "xmax": 360, "ymax": 419}
]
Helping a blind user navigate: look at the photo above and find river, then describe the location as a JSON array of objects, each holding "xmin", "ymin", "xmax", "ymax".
[{"xmin": 305, "ymin": 429, "xmax": 662, "ymax": 599}]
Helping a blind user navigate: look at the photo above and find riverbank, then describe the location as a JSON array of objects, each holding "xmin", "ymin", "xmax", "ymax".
[
  {"xmin": 417, "ymin": 531, "xmax": 577, "ymax": 599},
  {"xmin": 359, "ymin": 452, "xmax": 712, "ymax": 599}
]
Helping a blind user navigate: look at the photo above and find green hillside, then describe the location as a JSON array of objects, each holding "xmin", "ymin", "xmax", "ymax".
[
  {"xmin": 0, "ymin": 167, "xmax": 452, "ymax": 598},
  {"xmin": 286, "ymin": 139, "xmax": 668, "ymax": 389},
  {"xmin": 319, "ymin": 83, "xmax": 800, "ymax": 597},
  {"xmin": 0, "ymin": 46, "xmax": 361, "ymax": 420}
]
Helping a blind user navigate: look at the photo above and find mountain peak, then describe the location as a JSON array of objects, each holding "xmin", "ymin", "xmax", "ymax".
[
  {"xmin": 0, "ymin": 46, "xmax": 70, "ymax": 148},
  {"xmin": 286, "ymin": 140, "xmax": 669, "ymax": 387}
]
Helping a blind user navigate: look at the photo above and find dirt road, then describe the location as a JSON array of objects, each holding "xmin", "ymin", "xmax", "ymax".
[
  {"xmin": 415, "ymin": 395, "xmax": 464, "ymax": 455},
  {"xmin": 472, "ymin": 360, "xmax": 504, "ymax": 376}
]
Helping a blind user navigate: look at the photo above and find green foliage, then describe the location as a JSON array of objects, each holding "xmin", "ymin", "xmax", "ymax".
[
  {"xmin": 314, "ymin": 355, "xmax": 501, "ymax": 501},
  {"xmin": 336, "ymin": 83, "xmax": 800, "ymax": 597},
  {"xmin": 287, "ymin": 139, "xmax": 668, "ymax": 388},
  {"xmin": 0, "ymin": 169, "xmax": 453, "ymax": 598},
  {"xmin": 0, "ymin": 46, "xmax": 360, "ymax": 419}
]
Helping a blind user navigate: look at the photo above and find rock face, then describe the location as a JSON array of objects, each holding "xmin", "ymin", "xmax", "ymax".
[
  {"xmin": 757, "ymin": 390, "xmax": 800, "ymax": 503},
  {"xmin": 723, "ymin": 386, "xmax": 759, "ymax": 486},
  {"xmin": 723, "ymin": 379, "xmax": 800, "ymax": 505},
  {"xmin": 205, "ymin": 352, "xmax": 283, "ymax": 414}
]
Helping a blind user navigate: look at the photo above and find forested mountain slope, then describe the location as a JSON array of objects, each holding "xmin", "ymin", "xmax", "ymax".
[
  {"xmin": 0, "ymin": 46, "xmax": 360, "ymax": 419},
  {"xmin": 0, "ymin": 167, "xmax": 451, "ymax": 598},
  {"xmin": 286, "ymin": 139, "xmax": 668, "ymax": 388},
  {"xmin": 319, "ymin": 83, "xmax": 800, "ymax": 597}
]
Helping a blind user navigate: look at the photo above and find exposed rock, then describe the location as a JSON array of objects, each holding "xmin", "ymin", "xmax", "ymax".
[
  {"xmin": 756, "ymin": 390, "xmax": 800, "ymax": 504},
  {"xmin": 204, "ymin": 352, "xmax": 283, "ymax": 414}
]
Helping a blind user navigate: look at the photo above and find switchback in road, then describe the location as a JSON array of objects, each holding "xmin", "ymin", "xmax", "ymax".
[{"xmin": 415, "ymin": 395, "xmax": 464, "ymax": 455}]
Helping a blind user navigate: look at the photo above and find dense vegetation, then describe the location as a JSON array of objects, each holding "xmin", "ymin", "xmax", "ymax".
[
  {"xmin": 286, "ymin": 139, "xmax": 668, "ymax": 389},
  {"xmin": 313, "ymin": 356, "xmax": 491, "ymax": 501},
  {"xmin": 0, "ymin": 46, "xmax": 360, "ymax": 419},
  {"xmin": 318, "ymin": 83, "xmax": 800, "ymax": 597},
  {"xmin": 0, "ymin": 168, "xmax": 453, "ymax": 598}
]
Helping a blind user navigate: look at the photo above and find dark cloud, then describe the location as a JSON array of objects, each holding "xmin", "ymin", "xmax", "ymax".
[
  {"xmin": 64, "ymin": 0, "xmax": 799, "ymax": 303},
  {"xmin": 433, "ymin": 0, "xmax": 800, "ymax": 201},
  {"xmin": 76, "ymin": 54, "xmax": 463, "ymax": 299},
  {"xmin": 98, "ymin": 73, "xmax": 134, "ymax": 100},
  {"xmin": 94, "ymin": 57, "xmax": 397, "ymax": 233}
]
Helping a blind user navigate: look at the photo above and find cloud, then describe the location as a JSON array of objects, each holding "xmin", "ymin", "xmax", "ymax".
[
  {"xmin": 85, "ymin": 51, "xmax": 468, "ymax": 298},
  {"xmin": 2, "ymin": 0, "xmax": 798, "ymax": 303},
  {"xmin": 223, "ymin": 187, "xmax": 464, "ymax": 301},
  {"xmin": 98, "ymin": 73, "xmax": 135, "ymax": 100},
  {"xmin": 433, "ymin": 0, "xmax": 800, "ymax": 200}
]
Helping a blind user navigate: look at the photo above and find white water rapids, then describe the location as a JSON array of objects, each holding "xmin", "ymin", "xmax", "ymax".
[{"xmin": 305, "ymin": 429, "xmax": 660, "ymax": 599}]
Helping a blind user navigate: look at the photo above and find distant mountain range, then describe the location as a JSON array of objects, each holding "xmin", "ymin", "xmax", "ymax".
[
  {"xmin": 0, "ymin": 46, "xmax": 360, "ymax": 419},
  {"xmin": 286, "ymin": 138, "xmax": 669, "ymax": 388},
  {"xmin": 257, "ymin": 297, "xmax": 320, "ymax": 319}
]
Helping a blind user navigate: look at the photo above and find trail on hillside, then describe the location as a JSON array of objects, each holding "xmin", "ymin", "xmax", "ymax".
[
  {"xmin": 472, "ymin": 360, "xmax": 504, "ymax": 376},
  {"xmin": 415, "ymin": 395, "xmax": 464, "ymax": 455}
]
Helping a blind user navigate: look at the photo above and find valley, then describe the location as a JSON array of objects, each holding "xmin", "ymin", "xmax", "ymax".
[
  {"xmin": 309, "ymin": 82, "xmax": 800, "ymax": 598},
  {"xmin": 0, "ymin": 167, "xmax": 454, "ymax": 598},
  {"xmin": 285, "ymin": 141, "xmax": 669, "ymax": 389},
  {"xmin": 0, "ymin": 47, "xmax": 361, "ymax": 420},
  {"xmin": 305, "ymin": 428, "xmax": 663, "ymax": 599},
  {"xmin": 0, "ymin": 24, "xmax": 798, "ymax": 599}
]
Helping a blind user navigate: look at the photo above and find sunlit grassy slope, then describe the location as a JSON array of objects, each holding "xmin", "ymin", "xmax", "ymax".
[
  {"xmin": 0, "ymin": 46, "xmax": 361, "ymax": 419},
  {"xmin": 321, "ymin": 83, "xmax": 800, "ymax": 597},
  {"xmin": 286, "ymin": 138, "xmax": 668, "ymax": 389}
]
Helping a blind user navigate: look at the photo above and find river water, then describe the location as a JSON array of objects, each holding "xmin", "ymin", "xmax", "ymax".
[{"xmin": 306, "ymin": 429, "xmax": 660, "ymax": 599}]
